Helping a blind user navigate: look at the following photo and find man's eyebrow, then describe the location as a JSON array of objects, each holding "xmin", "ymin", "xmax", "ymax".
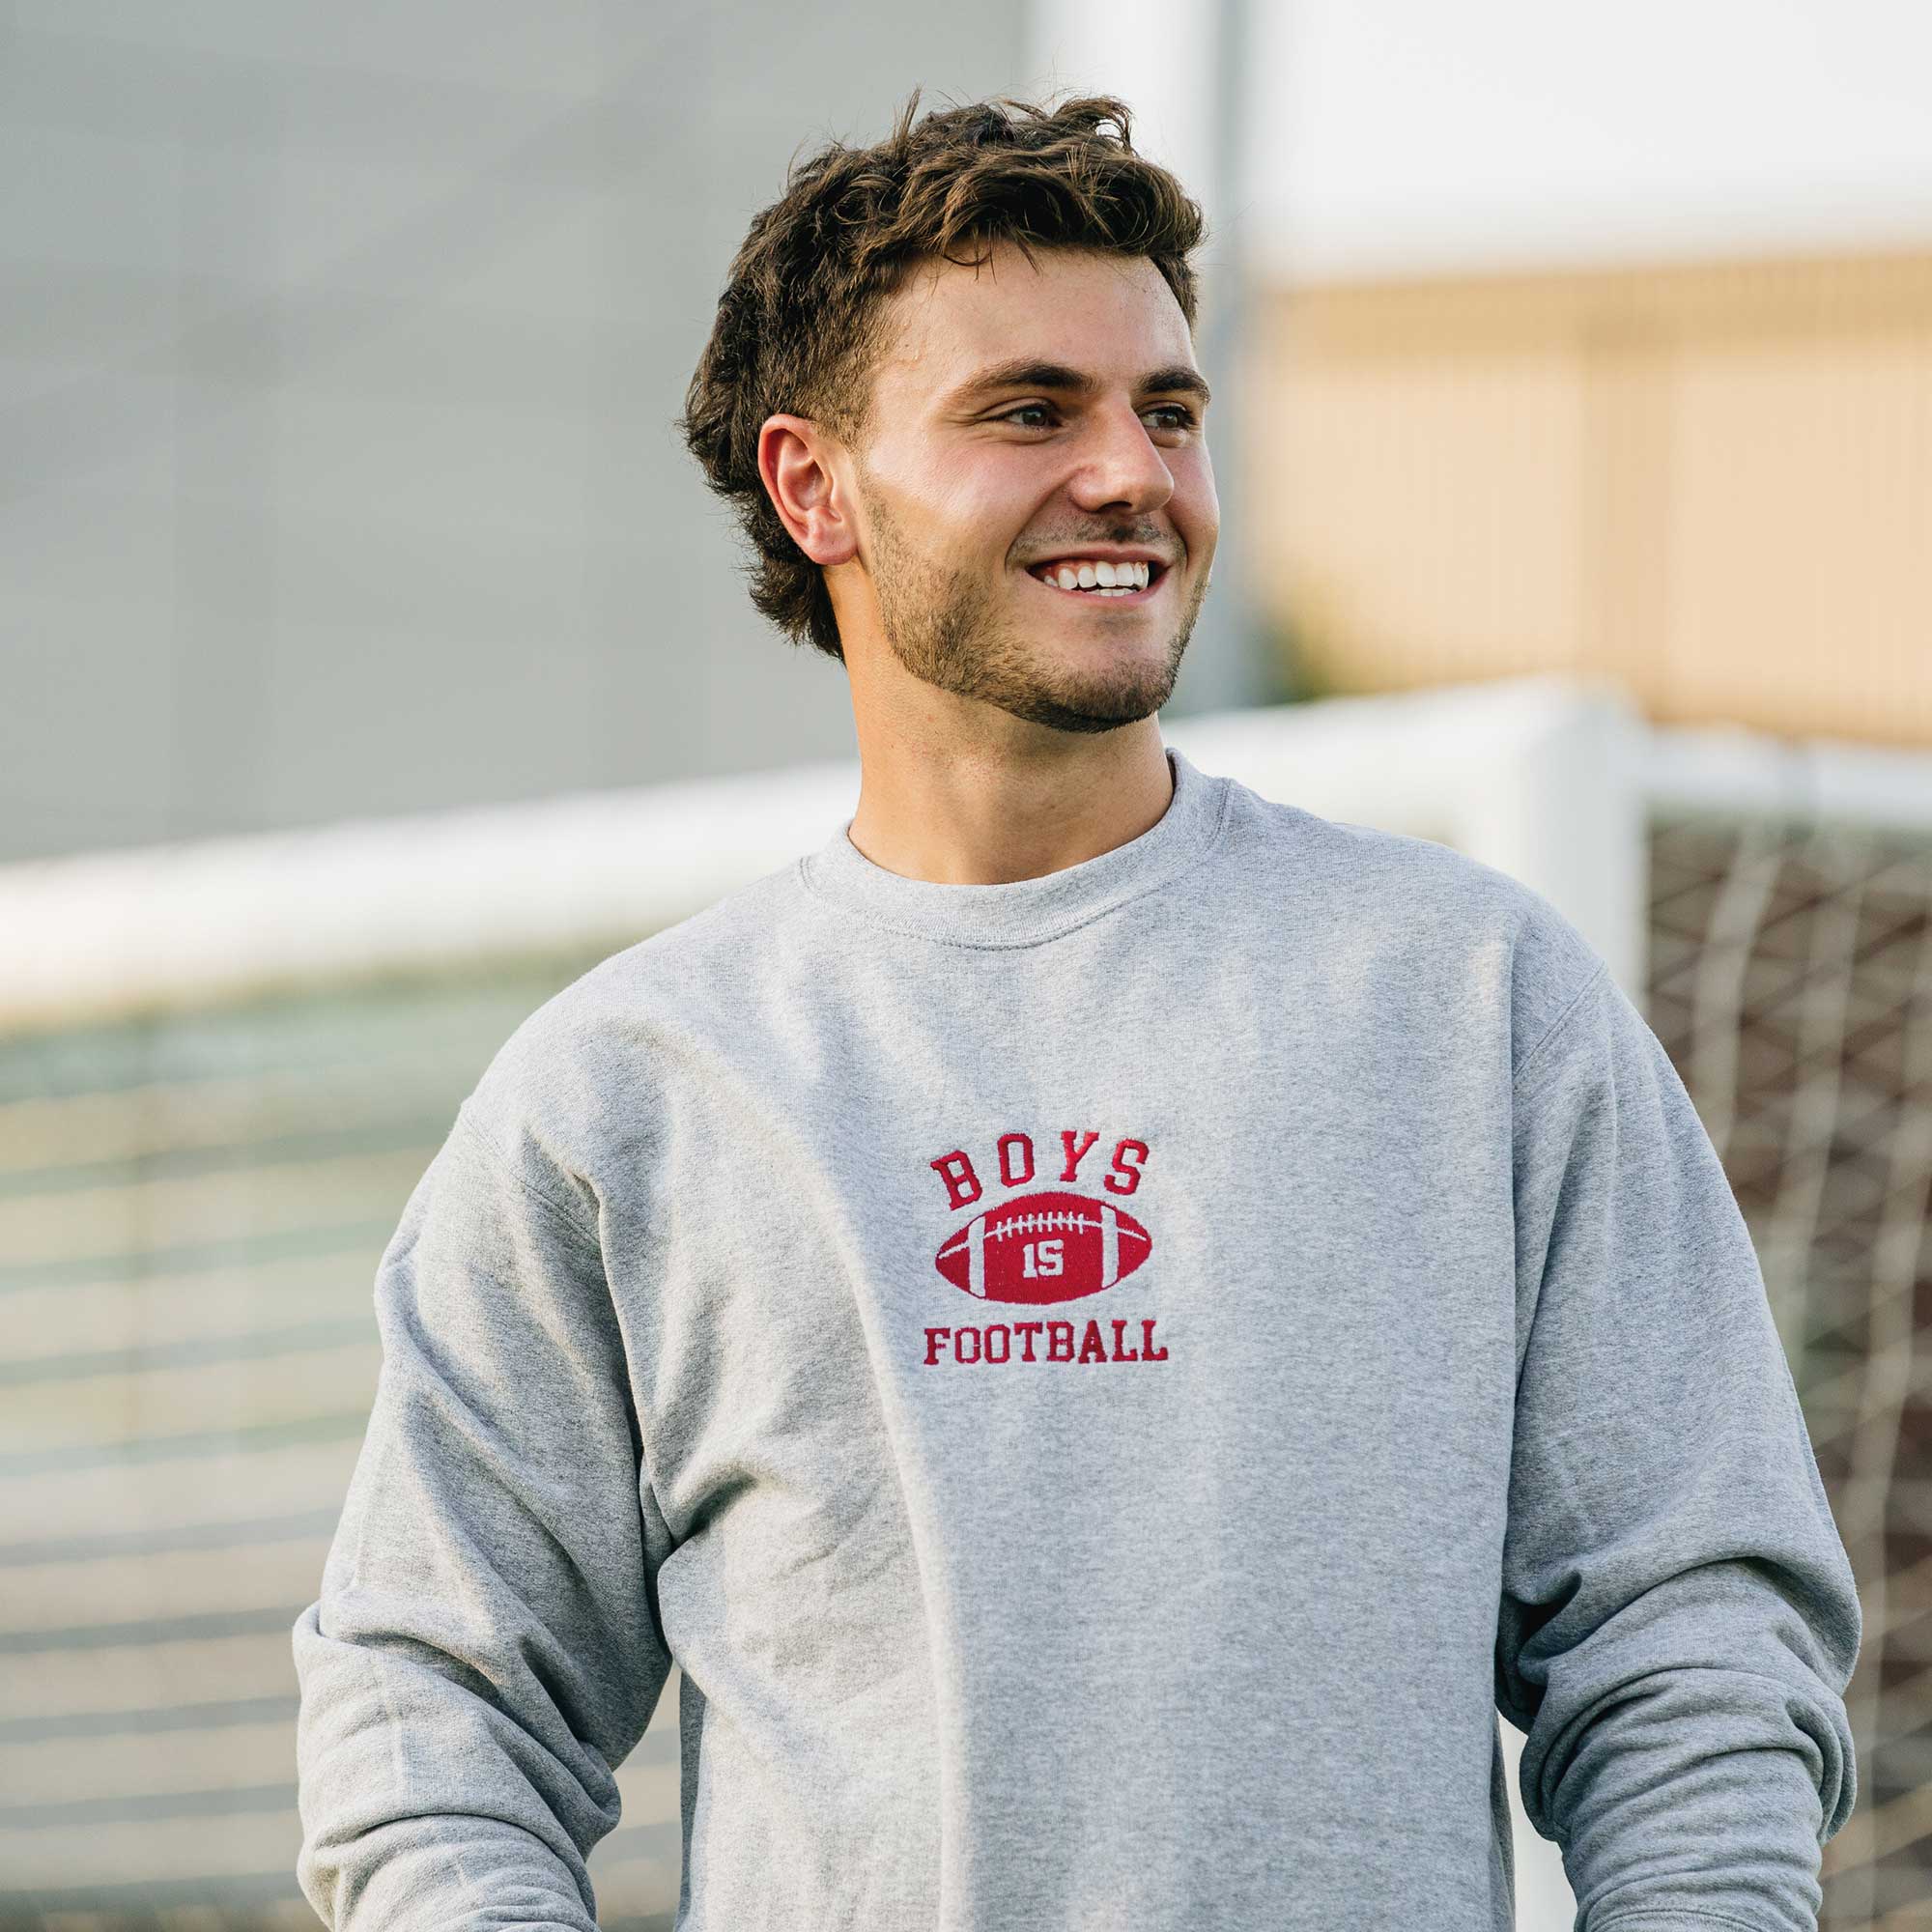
[{"xmin": 942, "ymin": 358, "xmax": 1212, "ymax": 411}]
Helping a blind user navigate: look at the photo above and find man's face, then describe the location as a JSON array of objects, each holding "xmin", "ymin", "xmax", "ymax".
[{"xmin": 832, "ymin": 242, "xmax": 1218, "ymax": 736}]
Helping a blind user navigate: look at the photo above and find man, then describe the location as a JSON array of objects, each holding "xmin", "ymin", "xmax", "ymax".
[{"xmin": 293, "ymin": 93, "xmax": 1860, "ymax": 1930}]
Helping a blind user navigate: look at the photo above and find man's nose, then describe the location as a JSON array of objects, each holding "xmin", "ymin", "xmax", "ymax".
[{"xmin": 1067, "ymin": 406, "xmax": 1176, "ymax": 515}]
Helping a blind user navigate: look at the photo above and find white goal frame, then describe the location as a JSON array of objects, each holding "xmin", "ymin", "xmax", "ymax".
[{"xmin": 1, "ymin": 674, "xmax": 1651, "ymax": 1034}]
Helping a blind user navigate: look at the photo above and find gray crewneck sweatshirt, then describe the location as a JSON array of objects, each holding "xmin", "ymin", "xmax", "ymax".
[{"xmin": 292, "ymin": 745, "xmax": 1859, "ymax": 1931}]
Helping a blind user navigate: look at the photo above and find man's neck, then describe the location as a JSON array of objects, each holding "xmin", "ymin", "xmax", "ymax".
[{"xmin": 842, "ymin": 722, "xmax": 1174, "ymax": 886}]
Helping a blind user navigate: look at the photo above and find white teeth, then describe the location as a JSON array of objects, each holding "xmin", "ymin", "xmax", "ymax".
[{"xmin": 1037, "ymin": 559, "xmax": 1154, "ymax": 594}]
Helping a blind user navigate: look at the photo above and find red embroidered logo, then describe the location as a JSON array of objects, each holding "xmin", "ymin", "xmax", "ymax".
[
  {"xmin": 922, "ymin": 1129, "xmax": 1170, "ymax": 1369},
  {"xmin": 934, "ymin": 1190, "xmax": 1151, "ymax": 1303}
]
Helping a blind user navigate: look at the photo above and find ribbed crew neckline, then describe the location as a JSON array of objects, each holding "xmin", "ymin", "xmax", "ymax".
[{"xmin": 796, "ymin": 745, "xmax": 1230, "ymax": 949}]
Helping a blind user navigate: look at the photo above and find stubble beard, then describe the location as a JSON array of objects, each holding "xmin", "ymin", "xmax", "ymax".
[{"xmin": 864, "ymin": 492, "xmax": 1208, "ymax": 737}]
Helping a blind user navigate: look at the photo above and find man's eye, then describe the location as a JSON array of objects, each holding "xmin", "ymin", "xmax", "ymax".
[{"xmin": 997, "ymin": 403, "xmax": 1200, "ymax": 431}]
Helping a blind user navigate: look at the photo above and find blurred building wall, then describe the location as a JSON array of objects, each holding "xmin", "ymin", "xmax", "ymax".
[
  {"xmin": 1250, "ymin": 0, "xmax": 1932, "ymax": 281},
  {"xmin": 2, "ymin": 4, "xmax": 1027, "ymax": 866},
  {"xmin": 1249, "ymin": 245, "xmax": 1932, "ymax": 750}
]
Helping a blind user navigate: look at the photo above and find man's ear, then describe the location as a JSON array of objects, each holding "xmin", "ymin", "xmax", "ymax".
[{"xmin": 757, "ymin": 414, "xmax": 859, "ymax": 568}]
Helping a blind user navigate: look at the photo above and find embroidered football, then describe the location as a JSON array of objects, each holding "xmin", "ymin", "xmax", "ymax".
[{"xmin": 933, "ymin": 1189, "xmax": 1151, "ymax": 1305}]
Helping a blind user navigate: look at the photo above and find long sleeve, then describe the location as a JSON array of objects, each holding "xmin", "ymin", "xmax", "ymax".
[
  {"xmin": 1498, "ymin": 963, "xmax": 1861, "ymax": 1932},
  {"xmin": 292, "ymin": 1100, "xmax": 674, "ymax": 1930}
]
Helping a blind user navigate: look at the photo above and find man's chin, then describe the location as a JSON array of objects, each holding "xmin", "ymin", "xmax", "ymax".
[
  {"xmin": 877, "ymin": 592, "xmax": 1191, "ymax": 733},
  {"xmin": 986, "ymin": 662, "xmax": 1180, "ymax": 734}
]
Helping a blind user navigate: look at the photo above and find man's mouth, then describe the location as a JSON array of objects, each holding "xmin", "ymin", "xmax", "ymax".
[{"xmin": 1025, "ymin": 558, "xmax": 1167, "ymax": 604}]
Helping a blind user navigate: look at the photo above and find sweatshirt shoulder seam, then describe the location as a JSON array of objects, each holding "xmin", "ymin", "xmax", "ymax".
[
  {"xmin": 451, "ymin": 1105, "xmax": 602, "ymax": 1245},
  {"xmin": 1513, "ymin": 960, "xmax": 1610, "ymax": 1095}
]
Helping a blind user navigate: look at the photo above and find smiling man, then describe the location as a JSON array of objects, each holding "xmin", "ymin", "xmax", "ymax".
[
  {"xmin": 293, "ymin": 94, "xmax": 1861, "ymax": 1932},
  {"xmin": 760, "ymin": 242, "xmax": 1216, "ymax": 886}
]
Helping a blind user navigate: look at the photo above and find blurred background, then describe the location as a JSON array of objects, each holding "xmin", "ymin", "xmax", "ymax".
[{"xmin": 2, "ymin": 2, "xmax": 1929, "ymax": 1927}]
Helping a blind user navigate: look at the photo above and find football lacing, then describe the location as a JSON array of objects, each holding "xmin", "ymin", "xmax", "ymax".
[{"xmin": 989, "ymin": 1208, "xmax": 1097, "ymax": 1240}]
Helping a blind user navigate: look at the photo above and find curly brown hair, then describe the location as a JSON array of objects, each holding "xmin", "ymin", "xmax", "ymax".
[{"xmin": 675, "ymin": 89, "xmax": 1208, "ymax": 663}]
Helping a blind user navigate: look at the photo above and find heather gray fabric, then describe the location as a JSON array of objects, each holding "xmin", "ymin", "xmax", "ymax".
[{"xmin": 292, "ymin": 745, "xmax": 1860, "ymax": 1931}]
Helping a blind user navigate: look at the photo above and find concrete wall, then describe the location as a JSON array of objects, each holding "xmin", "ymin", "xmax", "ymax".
[{"xmin": 2, "ymin": 2, "xmax": 1029, "ymax": 863}]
